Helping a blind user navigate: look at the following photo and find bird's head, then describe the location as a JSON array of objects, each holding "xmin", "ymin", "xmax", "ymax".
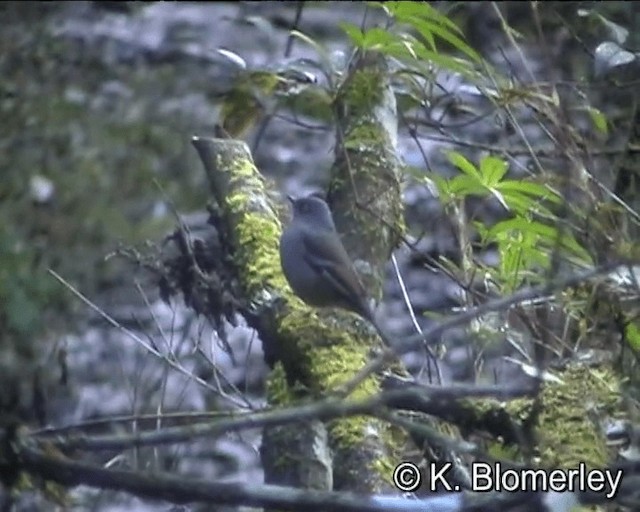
[{"xmin": 288, "ymin": 194, "xmax": 336, "ymax": 231}]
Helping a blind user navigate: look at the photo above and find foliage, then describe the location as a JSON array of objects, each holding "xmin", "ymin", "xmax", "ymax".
[
  {"xmin": 0, "ymin": 225, "xmax": 58, "ymax": 338},
  {"xmin": 210, "ymin": 3, "xmax": 638, "ymax": 353},
  {"xmin": 428, "ymin": 151, "xmax": 592, "ymax": 293},
  {"xmin": 216, "ymin": 1, "xmax": 489, "ymax": 134},
  {"xmin": 0, "ymin": 10, "xmax": 209, "ymax": 342},
  {"xmin": 341, "ymin": 1, "xmax": 481, "ymax": 77}
]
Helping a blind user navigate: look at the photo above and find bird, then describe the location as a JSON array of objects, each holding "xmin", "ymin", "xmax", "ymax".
[
  {"xmin": 280, "ymin": 196, "xmax": 445, "ymax": 386},
  {"xmin": 279, "ymin": 193, "xmax": 379, "ymax": 328}
]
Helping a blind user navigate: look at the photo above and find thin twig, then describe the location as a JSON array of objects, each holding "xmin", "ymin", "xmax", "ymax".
[
  {"xmin": 48, "ymin": 269, "xmax": 248, "ymax": 409},
  {"xmin": 339, "ymin": 261, "xmax": 624, "ymax": 396}
]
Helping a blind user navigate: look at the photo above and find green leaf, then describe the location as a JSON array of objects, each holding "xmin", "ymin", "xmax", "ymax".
[
  {"xmin": 625, "ymin": 321, "xmax": 640, "ymax": 352},
  {"xmin": 362, "ymin": 27, "xmax": 398, "ymax": 49},
  {"xmin": 428, "ymin": 173, "xmax": 453, "ymax": 201},
  {"xmin": 487, "ymin": 218, "xmax": 592, "ymax": 265},
  {"xmin": 399, "ymin": 38, "xmax": 419, "ymax": 60},
  {"xmin": 449, "ymin": 174, "xmax": 486, "ymax": 196},
  {"xmin": 446, "ymin": 151, "xmax": 481, "ymax": 179},
  {"xmin": 404, "ymin": 165, "xmax": 428, "ymax": 181},
  {"xmin": 280, "ymin": 85, "xmax": 333, "ymax": 121},
  {"xmin": 495, "ymin": 191, "xmax": 553, "ymax": 218},
  {"xmin": 488, "ymin": 188, "xmax": 509, "ymax": 211},
  {"xmin": 519, "ymin": 244, "xmax": 551, "ymax": 268},
  {"xmin": 409, "ymin": 18, "xmax": 481, "ymax": 62},
  {"xmin": 587, "ymin": 106, "xmax": 609, "ymax": 135},
  {"xmin": 558, "ymin": 235, "xmax": 593, "ymax": 265},
  {"xmin": 385, "ymin": 1, "xmax": 464, "ymax": 36},
  {"xmin": 340, "ymin": 23, "xmax": 365, "ymax": 47},
  {"xmin": 479, "ymin": 155, "xmax": 508, "ymax": 187},
  {"xmin": 411, "ymin": 18, "xmax": 436, "ymax": 51},
  {"xmin": 413, "ymin": 45, "xmax": 477, "ymax": 76},
  {"xmin": 495, "ymin": 180, "xmax": 562, "ymax": 203},
  {"xmin": 487, "ymin": 218, "xmax": 533, "ymax": 239}
]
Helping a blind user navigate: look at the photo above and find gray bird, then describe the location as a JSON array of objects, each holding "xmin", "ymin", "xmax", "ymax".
[{"xmin": 279, "ymin": 194, "xmax": 375, "ymax": 323}]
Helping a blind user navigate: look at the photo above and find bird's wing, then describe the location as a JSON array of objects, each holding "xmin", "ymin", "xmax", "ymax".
[{"xmin": 299, "ymin": 229, "xmax": 368, "ymax": 315}]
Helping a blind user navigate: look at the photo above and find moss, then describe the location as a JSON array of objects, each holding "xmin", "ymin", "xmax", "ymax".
[
  {"xmin": 344, "ymin": 123, "xmax": 390, "ymax": 149},
  {"xmin": 214, "ymin": 161, "xmax": 288, "ymax": 302},
  {"xmin": 330, "ymin": 414, "xmax": 371, "ymax": 447},
  {"xmin": 342, "ymin": 68, "xmax": 385, "ymax": 116},
  {"xmin": 469, "ymin": 363, "xmax": 620, "ymax": 471},
  {"xmin": 265, "ymin": 363, "xmax": 295, "ymax": 404},
  {"xmin": 209, "ymin": 71, "xmax": 403, "ymax": 488},
  {"xmin": 264, "ymin": 305, "xmax": 399, "ymax": 488},
  {"xmin": 372, "ymin": 455, "xmax": 399, "ymax": 487},
  {"xmin": 235, "ymin": 213, "xmax": 284, "ymax": 289},
  {"xmin": 330, "ymin": 412, "xmax": 401, "ymax": 491},
  {"xmin": 311, "ymin": 342, "xmax": 376, "ymax": 394},
  {"xmin": 537, "ymin": 364, "xmax": 619, "ymax": 469},
  {"xmin": 275, "ymin": 306, "xmax": 379, "ymax": 394},
  {"xmin": 266, "ymin": 303, "xmax": 394, "ymax": 480}
]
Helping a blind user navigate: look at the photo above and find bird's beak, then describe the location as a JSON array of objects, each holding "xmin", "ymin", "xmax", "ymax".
[{"xmin": 286, "ymin": 194, "xmax": 295, "ymax": 204}]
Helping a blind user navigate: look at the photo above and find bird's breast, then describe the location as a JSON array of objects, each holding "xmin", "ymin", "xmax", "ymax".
[{"xmin": 280, "ymin": 227, "xmax": 334, "ymax": 307}]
